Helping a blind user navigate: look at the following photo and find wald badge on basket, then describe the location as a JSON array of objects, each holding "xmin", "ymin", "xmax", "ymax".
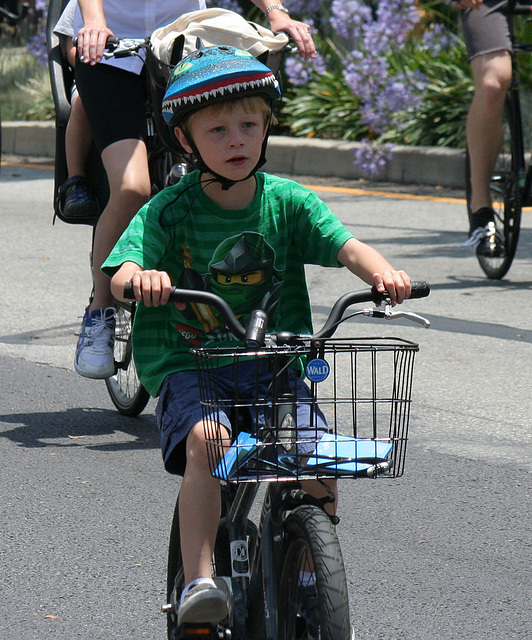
[{"xmin": 305, "ymin": 358, "xmax": 330, "ymax": 382}]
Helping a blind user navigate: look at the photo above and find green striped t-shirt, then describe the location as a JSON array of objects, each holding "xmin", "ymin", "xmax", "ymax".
[{"xmin": 102, "ymin": 171, "xmax": 353, "ymax": 396}]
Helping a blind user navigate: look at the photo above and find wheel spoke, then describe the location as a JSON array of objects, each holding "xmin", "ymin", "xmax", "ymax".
[{"xmin": 104, "ymin": 303, "xmax": 150, "ymax": 416}]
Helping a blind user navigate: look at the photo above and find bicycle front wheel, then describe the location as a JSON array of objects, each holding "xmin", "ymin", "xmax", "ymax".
[
  {"xmin": 277, "ymin": 505, "xmax": 351, "ymax": 640},
  {"xmin": 105, "ymin": 302, "xmax": 150, "ymax": 416},
  {"xmin": 466, "ymin": 97, "xmax": 523, "ymax": 280}
]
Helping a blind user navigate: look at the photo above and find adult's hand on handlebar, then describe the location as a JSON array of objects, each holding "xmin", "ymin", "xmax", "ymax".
[
  {"xmin": 452, "ymin": 0, "xmax": 483, "ymax": 9},
  {"xmin": 372, "ymin": 270, "xmax": 411, "ymax": 306},
  {"xmin": 267, "ymin": 13, "xmax": 316, "ymax": 60},
  {"xmin": 76, "ymin": 24, "xmax": 114, "ymax": 65}
]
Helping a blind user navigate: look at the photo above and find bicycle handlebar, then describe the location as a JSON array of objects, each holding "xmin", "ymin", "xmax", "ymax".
[
  {"xmin": 103, "ymin": 36, "xmax": 148, "ymax": 58},
  {"xmin": 123, "ymin": 281, "xmax": 430, "ymax": 344},
  {"xmin": 504, "ymin": 1, "xmax": 532, "ymax": 14},
  {"xmin": 0, "ymin": 3, "xmax": 29, "ymax": 22}
]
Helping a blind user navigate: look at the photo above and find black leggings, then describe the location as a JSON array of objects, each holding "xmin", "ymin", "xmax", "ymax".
[{"xmin": 74, "ymin": 61, "xmax": 147, "ymax": 153}]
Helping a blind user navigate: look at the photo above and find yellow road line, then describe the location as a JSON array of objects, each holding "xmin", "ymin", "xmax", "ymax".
[
  {"xmin": 2, "ymin": 161, "xmax": 54, "ymax": 170},
  {"xmin": 301, "ymin": 183, "xmax": 465, "ymax": 204},
  {"xmin": 5, "ymin": 160, "xmax": 531, "ymax": 210},
  {"xmin": 0, "ymin": 160, "xmax": 464, "ymax": 201}
]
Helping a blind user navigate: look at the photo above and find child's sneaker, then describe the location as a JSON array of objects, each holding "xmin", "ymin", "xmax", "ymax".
[
  {"xmin": 58, "ymin": 176, "xmax": 100, "ymax": 220},
  {"xmin": 74, "ymin": 307, "xmax": 116, "ymax": 379},
  {"xmin": 177, "ymin": 581, "xmax": 229, "ymax": 626}
]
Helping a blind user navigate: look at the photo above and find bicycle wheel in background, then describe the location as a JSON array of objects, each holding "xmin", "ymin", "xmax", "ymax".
[
  {"xmin": 105, "ymin": 301, "xmax": 150, "ymax": 416},
  {"xmin": 277, "ymin": 505, "xmax": 352, "ymax": 640},
  {"xmin": 465, "ymin": 96, "xmax": 523, "ymax": 280}
]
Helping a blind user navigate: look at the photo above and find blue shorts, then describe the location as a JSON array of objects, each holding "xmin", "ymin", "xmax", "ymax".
[{"xmin": 156, "ymin": 359, "xmax": 328, "ymax": 476}]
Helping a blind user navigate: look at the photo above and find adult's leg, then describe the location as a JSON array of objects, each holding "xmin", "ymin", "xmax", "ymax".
[
  {"xmin": 73, "ymin": 62, "xmax": 150, "ymax": 311},
  {"xmin": 89, "ymin": 138, "xmax": 151, "ymax": 311},
  {"xmin": 467, "ymin": 50, "xmax": 512, "ymax": 214}
]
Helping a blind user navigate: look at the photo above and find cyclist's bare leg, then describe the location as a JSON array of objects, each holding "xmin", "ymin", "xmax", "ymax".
[
  {"xmin": 66, "ymin": 94, "xmax": 92, "ymax": 178},
  {"xmin": 179, "ymin": 421, "xmax": 229, "ymax": 586},
  {"xmin": 65, "ymin": 37, "xmax": 92, "ymax": 179},
  {"xmin": 301, "ymin": 479, "xmax": 338, "ymax": 515},
  {"xmin": 89, "ymin": 138, "xmax": 151, "ymax": 311},
  {"xmin": 467, "ymin": 50, "xmax": 511, "ymax": 213}
]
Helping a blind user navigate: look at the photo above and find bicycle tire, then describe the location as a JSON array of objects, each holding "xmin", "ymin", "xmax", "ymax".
[
  {"xmin": 166, "ymin": 495, "xmax": 185, "ymax": 640},
  {"xmin": 465, "ymin": 96, "xmax": 523, "ymax": 280},
  {"xmin": 104, "ymin": 302, "xmax": 150, "ymax": 416},
  {"xmin": 277, "ymin": 504, "xmax": 351, "ymax": 640}
]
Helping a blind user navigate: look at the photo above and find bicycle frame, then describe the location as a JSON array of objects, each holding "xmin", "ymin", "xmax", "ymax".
[
  {"xmin": 152, "ymin": 282, "xmax": 429, "ymax": 640},
  {"xmin": 509, "ymin": 42, "xmax": 532, "ymax": 205},
  {"xmin": 504, "ymin": 2, "xmax": 532, "ymax": 205},
  {"xmin": 463, "ymin": 1, "xmax": 532, "ymax": 278}
]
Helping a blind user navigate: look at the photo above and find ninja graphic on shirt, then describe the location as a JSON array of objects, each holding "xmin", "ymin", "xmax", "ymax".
[{"xmin": 178, "ymin": 231, "xmax": 283, "ymax": 338}]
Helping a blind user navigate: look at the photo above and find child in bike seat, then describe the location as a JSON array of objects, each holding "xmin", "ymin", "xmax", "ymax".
[
  {"xmin": 53, "ymin": 0, "xmax": 99, "ymax": 220},
  {"xmin": 102, "ymin": 45, "xmax": 414, "ymax": 627}
]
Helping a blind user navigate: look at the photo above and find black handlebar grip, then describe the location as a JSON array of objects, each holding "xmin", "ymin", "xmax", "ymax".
[
  {"xmin": 409, "ymin": 281, "xmax": 430, "ymax": 299},
  {"xmin": 123, "ymin": 282, "xmax": 135, "ymax": 299}
]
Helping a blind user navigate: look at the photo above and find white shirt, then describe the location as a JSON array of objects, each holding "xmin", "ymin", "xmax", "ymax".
[{"xmin": 58, "ymin": 0, "xmax": 206, "ymax": 73}]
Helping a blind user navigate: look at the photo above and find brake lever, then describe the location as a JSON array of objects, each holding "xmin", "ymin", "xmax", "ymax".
[
  {"xmin": 363, "ymin": 303, "xmax": 431, "ymax": 328},
  {"xmin": 103, "ymin": 39, "xmax": 143, "ymax": 58}
]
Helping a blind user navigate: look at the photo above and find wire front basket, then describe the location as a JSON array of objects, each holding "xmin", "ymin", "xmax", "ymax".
[{"xmin": 192, "ymin": 337, "xmax": 418, "ymax": 483}]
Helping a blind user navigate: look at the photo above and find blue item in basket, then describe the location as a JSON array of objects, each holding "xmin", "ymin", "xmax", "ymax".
[
  {"xmin": 305, "ymin": 433, "xmax": 393, "ymax": 473},
  {"xmin": 214, "ymin": 432, "xmax": 394, "ymax": 480},
  {"xmin": 214, "ymin": 431, "xmax": 260, "ymax": 480}
]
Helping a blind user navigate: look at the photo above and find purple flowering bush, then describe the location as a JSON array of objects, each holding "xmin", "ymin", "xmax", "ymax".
[
  {"xmin": 16, "ymin": 0, "xmax": 471, "ymax": 176},
  {"xmin": 26, "ymin": 0, "xmax": 48, "ymax": 66},
  {"xmin": 280, "ymin": 0, "xmax": 468, "ymax": 177}
]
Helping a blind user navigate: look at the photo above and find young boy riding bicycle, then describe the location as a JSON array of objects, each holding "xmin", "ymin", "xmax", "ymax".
[{"xmin": 102, "ymin": 45, "xmax": 413, "ymax": 626}]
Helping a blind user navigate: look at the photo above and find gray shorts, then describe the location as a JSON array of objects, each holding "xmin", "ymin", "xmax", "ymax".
[
  {"xmin": 156, "ymin": 360, "xmax": 328, "ymax": 476},
  {"xmin": 460, "ymin": 0, "xmax": 512, "ymax": 61}
]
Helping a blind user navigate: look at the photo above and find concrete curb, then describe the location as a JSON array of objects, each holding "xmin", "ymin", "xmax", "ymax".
[
  {"xmin": 2, "ymin": 121, "xmax": 466, "ymax": 188},
  {"xmin": 2, "ymin": 121, "xmax": 56, "ymax": 159}
]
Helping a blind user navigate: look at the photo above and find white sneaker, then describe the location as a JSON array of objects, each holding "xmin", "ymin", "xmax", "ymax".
[
  {"xmin": 177, "ymin": 582, "xmax": 229, "ymax": 626},
  {"xmin": 74, "ymin": 306, "xmax": 116, "ymax": 379}
]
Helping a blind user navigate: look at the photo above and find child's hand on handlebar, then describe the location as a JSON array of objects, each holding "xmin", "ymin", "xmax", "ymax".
[
  {"xmin": 372, "ymin": 270, "xmax": 411, "ymax": 306},
  {"xmin": 130, "ymin": 269, "xmax": 173, "ymax": 307}
]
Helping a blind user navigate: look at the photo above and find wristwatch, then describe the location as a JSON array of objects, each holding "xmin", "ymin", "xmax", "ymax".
[{"xmin": 264, "ymin": 4, "xmax": 290, "ymax": 16}]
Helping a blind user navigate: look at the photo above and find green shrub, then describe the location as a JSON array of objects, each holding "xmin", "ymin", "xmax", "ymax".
[
  {"xmin": 281, "ymin": 69, "xmax": 368, "ymax": 141},
  {"xmin": 392, "ymin": 42, "xmax": 473, "ymax": 148},
  {"xmin": 0, "ymin": 46, "xmax": 53, "ymax": 121}
]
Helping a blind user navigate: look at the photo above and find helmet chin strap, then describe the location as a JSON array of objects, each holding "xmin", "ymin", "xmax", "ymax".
[{"xmin": 183, "ymin": 116, "xmax": 273, "ymax": 191}]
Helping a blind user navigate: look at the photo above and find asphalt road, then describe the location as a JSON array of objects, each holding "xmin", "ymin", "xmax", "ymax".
[{"xmin": 1, "ymin": 161, "xmax": 531, "ymax": 640}]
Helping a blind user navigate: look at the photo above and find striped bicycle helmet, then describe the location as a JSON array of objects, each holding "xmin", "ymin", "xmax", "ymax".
[
  {"xmin": 162, "ymin": 44, "xmax": 281, "ymax": 127},
  {"xmin": 162, "ymin": 44, "xmax": 282, "ymax": 189}
]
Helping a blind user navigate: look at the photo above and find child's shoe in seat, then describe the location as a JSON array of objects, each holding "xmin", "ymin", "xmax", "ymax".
[{"xmin": 59, "ymin": 176, "xmax": 100, "ymax": 220}]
